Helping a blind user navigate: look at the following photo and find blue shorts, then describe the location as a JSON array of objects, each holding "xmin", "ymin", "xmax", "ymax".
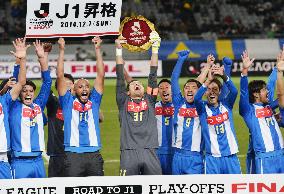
[
  {"xmin": 157, "ymin": 152, "xmax": 173, "ymax": 175},
  {"xmin": 0, "ymin": 161, "xmax": 12, "ymax": 179},
  {"xmin": 172, "ymin": 149, "xmax": 203, "ymax": 175},
  {"xmin": 205, "ymin": 154, "xmax": 241, "ymax": 174},
  {"xmin": 11, "ymin": 156, "xmax": 46, "ymax": 178},
  {"xmin": 255, "ymin": 149, "xmax": 284, "ymax": 174},
  {"xmin": 246, "ymin": 152, "xmax": 256, "ymax": 174}
]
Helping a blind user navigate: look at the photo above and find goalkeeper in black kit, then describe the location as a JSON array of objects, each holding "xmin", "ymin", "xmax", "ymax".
[{"xmin": 115, "ymin": 32, "xmax": 162, "ymax": 175}]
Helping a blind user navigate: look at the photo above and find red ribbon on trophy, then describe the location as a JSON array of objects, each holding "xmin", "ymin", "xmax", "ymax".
[{"xmin": 119, "ymin": 15, "xmax": 156, "ymax": 52}]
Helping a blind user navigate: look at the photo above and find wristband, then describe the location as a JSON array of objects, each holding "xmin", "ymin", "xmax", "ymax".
[{"xmin": 116, "ymin": 48, "xmax": 122, "ymax": 56}]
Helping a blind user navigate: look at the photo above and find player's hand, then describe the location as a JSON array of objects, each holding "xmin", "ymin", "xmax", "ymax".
[
  {"xmin": 7, "ymin": 77, "xmax": 17, "ymax": 87},
  {"xmin": 207, "ymin": 68, "xmax": 214, "ymax": 81},
  {"xmin": 10, "ymin": 38, "xmax": 30, "ymax": 59},
  {"xmin": 177, "ymin": 50, "xmax": 190, "ymax": 60},
  {"xmin": 43, "ymin": 43, "xmax": 52, "ymax": 53},
  {"xmin": 212, "ymin": 66, "xmax": 224, "ymax": 77},
  {"xmin": 150, "ymin": 31, "xmax": 161, "ymax": 53},
  {"xmin": 115, "ymin": 36, "xmax": 127, "ymax": 49},
  {"xmin": 207, "ymin": 54, "xmax": 215, "ymax": 66},
  {"xmin": 241, "ymin": 50, "xmax": 255, "ymax": 69},
  {"xmin": 33, "ymin": 39, "xmax": 45, "ymax": 59},
  {"xmin": 58, "ymin": 38, "xmax": 65, "ymax": 51},
  {"xmin": 92, "ymin": 36, "xmax": 102, "ymax": 49}
]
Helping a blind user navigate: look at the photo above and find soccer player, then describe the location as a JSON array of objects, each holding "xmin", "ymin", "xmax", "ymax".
[
  {"xmin": 171, "ymin": 50, "xmax": 209, "ymax": 175},
  {"xmin": 116, "ymin": 32, "xmax": 162, "ymax": 176},
  {"xmin": 239, "ymin": 50, "xmax": 284, "ymax": 174},
  {"xmin": 57, "ymin": 37, "xmax": 105, "ymax": 177},
  {"xmin": 0, "ymin": 38, "xmax": 28, "ymax": 179},
  {"xmin": 155, "ymin": 79, "xmax": 174, "ymax": 175},
  {"xmin": 194, "ymin": 65, "xmax": 241, "ymax": 174},
  {"xmin": 9, "ymin": 39, "xmax": 52, "ymax": 178}
]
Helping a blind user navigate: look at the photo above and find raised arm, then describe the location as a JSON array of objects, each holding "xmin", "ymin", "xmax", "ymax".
[
  {"xmin": 124, "ymin": 67, "xmax": 133, "ymax": 84},
  {"xmin": 147, "ymin": 31, "xmax": 160, "ymax": 97},
  {"xmin": 196, "ymin": 54, "xmax": 214, "ymax": 84},
  {"xmin": 56, "ymin": 38, "xmax": 67, "ymax": 96},
  {"xmin": 92, "ymin": 36, "xmax": 104, "ymax": 94},
  {"xmin": 239, "ymin": 50, "xmax": 255, "ymax": 116},
  {"xmin": 213, "ymin": 66, "xmax": 238, "ymax": 109},
  {"xmin": 171, "ymin": 50, "xmax": 190, "ymax": 105},
  {"xmin": 115, "ymin": 38, "xmax": 127, "ymax": 107},
  {"xmin": 33, "ymin": 40, "xmax": 52, "ymax": 108},
  {"xmin": 10, "ymin": 38, "xmax": 30, "ymax": 100},
  {"xmin": 219, "ymin": 57, "xmax": 233, "ymax": 100},
  {"xmin": 277, "ymin": 47, "xmax": 284, "ymax": 107}
]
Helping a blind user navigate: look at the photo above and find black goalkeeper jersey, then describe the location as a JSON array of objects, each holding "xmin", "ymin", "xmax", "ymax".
[{"xmin": 46, "ymin": 91, "xmax": 64, "ymax": 156}]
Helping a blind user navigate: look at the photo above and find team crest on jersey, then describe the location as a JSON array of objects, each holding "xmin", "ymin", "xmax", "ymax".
[
  {"xmin": 178, "ymin": 108, "xmax": 198, "ymax": 117},
  {"xmin": 255, "ymin": 107, "xmax": 273, "ymax": 118},
  {"xmin": 207, "ymin": 112, "xmax": 229, "ymax": 125},
  {"xmin": 73, "ymin": 100, "xmax": 92, "ymax": 112},
  {"xmin": 22, "ymin": 105, "xmax": 41, "ymax": 118},
  {"xmin": 155, "ymin": 106, "xmax": 174, "ymax": 116},
  {"xmin": 127, "ymin": 100, "xmax": 148, "ymax": 112}
]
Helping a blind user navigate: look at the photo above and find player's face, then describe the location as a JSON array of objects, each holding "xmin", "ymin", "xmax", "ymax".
[
  {"xmin": 20, "ymin": 85, "xmax": 35, "ymax": 106},
  {"xmin": 128, "ymin": 81, "xmax": 144, "ymax": 99},
  {"xmin": 74, "ymin": 79, "xmax": 90, "ymax": 104},
  {"xmin": 183, "ymin": 82, "xmax": 198, "ymax": 103},
  {"xmin": 206, "ymin": 82, "xmax": 220, "ymax": 106},
  {"xmin": 158, "ymin": 82, "xmax": 172, "ymax": 103},
  {"xmin": 258, "ymin": 86, "xmax": 269, "ymax": 103},
  {"xmin": 65, "ymin": 78, "xmax": 74, "ymax": 93}
]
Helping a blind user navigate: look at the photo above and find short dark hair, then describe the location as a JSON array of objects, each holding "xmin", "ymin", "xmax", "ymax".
[
  {"xmin": 126, "ymin": 79, "xmax": 139, "ymax": 91},
  {"xmin": 183, "ymin": 79, "xmax": 202, "ymax": 89},
  {"xmin": 248, "ymin": 80, "xmax": 266, "ymax": 103},
  {"xmin": 158, "ymin": 79, "xmax": 171, "ymax": 87},
  {"xmin": 210, "ymin": 78, "xmax": 222, "ymax": 90},
  {"xmin": 55, "ymin": 73, "xmax": 75, "ymax": 90},
  {"xmin": 25, "ymin": 80, "xmax": 36, "ymax": 91}
]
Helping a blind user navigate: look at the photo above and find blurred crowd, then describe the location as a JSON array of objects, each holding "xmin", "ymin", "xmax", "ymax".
[{"xmin": 0, "ymin": 0, "xmax": 284, "ymax": 43}]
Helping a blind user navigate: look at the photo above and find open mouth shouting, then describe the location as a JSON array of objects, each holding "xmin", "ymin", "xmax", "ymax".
[
  {"xmin": 24, "ymin": 96, "xmax": 32, "ymax": 104},
  {"xmin": 81, "ymin": 92, "xmax": 89, "ymax": 101}
]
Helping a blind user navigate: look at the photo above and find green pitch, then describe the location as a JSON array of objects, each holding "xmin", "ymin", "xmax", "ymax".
[{"xmin": 33, "ymin": 76, "xmax": 283, "ymax": 175}]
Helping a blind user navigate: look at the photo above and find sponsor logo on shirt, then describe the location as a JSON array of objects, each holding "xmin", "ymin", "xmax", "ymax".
[
  {"xmin": 207, "ymin": 112, "xmax": 229, "ymax": 125},
  {"xmin": 127, "ymin": 101, "xmax": 148, "ymax": 112},
  {"xmin": 73, "ymin": 100, "xmax": 92, "ymax": 112},
  {"xmin": 255, "ymin": 107, "xmax": 273, "ymax": 118},
  {"xmin": 22, "ymin": 105, "xmax": 41, "ymax": 118},
  {"xmin": 56, "ymin": 108, "xmax": 64, "ymax": 121},
  {"xmin": 155, "ymin": 106, "xmax": 174, "ymax": 116},
  {"xmin": 178, "ymin": 108, "xmax": 198, "ymax": 117}
]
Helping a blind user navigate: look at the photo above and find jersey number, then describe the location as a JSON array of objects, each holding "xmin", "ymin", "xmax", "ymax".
[
  {"xmin": 133, "ymin": 112, "xmax": 143, "ymax": 122},
  {"xmin": 165, "ymin": 117, "xmax": 170, "ymax": 126},
  {"xmin": 79, "ymin": 112, "xmax": 87, "ymax": 121},
  {"xmin": 185, "ymin": 118, "xmax": 191, "ymax": 127},
  {"xmin": 215, "ymin": 124, "xmax": 225, "ymax": 135},
  {"xmin": 265, "ymin": 117, "xmax": 274, "ymax": 126}
]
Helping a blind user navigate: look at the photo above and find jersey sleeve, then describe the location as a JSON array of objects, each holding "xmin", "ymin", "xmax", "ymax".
[
  {"xmin": 90, "ymin": 88, "xmax": 103, "ymax": 105},
  {"xmin": 194, "ymin": 84, "xmax": 207, "ymax": 114},
  {"xmin": 3, "ymin": 92, "xmax": 13, "ymax": 108},
  {"xmin": 222, "ymin": 78, "xmax": 238, "ymax": 109},
  {"xmin": 266, "ymin": 67, "xmax": 277, "ymax": 102},
  {"xmin": 146, "ymin": 66, "xmax": 158, "ymax": 103},
  {"xmin": 116, "ymin": 64, "xmax": 128, "ymax": 109},
  {"xmin": 239, "ymin": 75, "xmax": 251, "ymax": 116},
  {"xmin": 171, "ymin": 57, "xmax": 185, "ymax": 106},
  {"xmin": 34, "ymin": 70, "xmax": 52, "ymax": 110},
  {"xmin": 59, "ymin": 90, "xmax": 73, "ymax": 110},
  {"xmin": 13, "ymin": 64, "xmax": 20, "ymax": 81}
]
